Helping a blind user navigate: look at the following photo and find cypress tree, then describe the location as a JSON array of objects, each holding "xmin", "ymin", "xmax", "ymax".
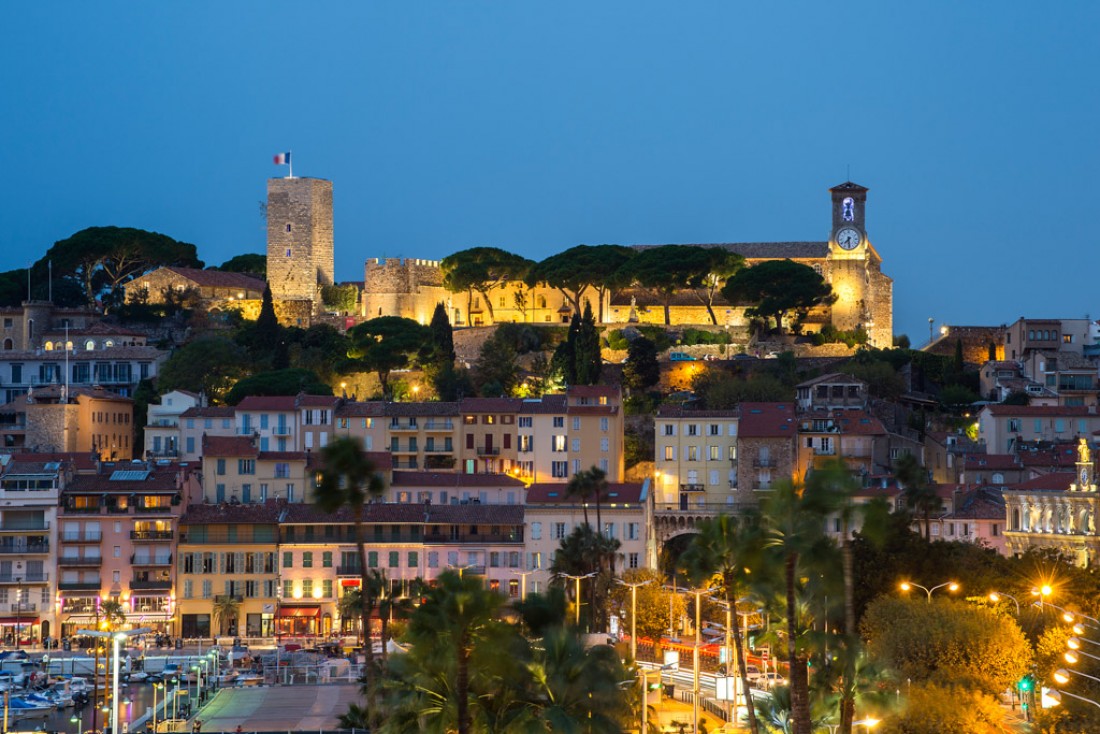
[
  {"xmin": 574, "ymin": 302, "xmax": 602, "ymax": 385},
  {"xmin": 256, "ymin": 286, "xmax": 280, "ymax": 345},
  {"xmin": 429, "ymin": 302, "xmax": 456, "ymax": 368}
]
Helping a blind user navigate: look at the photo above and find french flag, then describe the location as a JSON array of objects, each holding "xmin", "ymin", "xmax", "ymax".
[{"xmin": 273, "ymin": 152, "xmax": 291, "ymax": 165}]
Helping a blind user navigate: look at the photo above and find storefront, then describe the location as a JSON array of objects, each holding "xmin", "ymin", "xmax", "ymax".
[
  {"xmin": 0, "ymin": 615, "xmax": 40, "ymax": 645},
  {"xmin": 276, "ymin": 605, "xmax": 322, "ymax": 637}
]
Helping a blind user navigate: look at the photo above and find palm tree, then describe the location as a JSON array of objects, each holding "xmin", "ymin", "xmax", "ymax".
[
  {"xmin": 338, "ymin": 588, "xmax": 363, "ymax": 642},
  {"xmin": 895, "ymin": 453, "xmax": 941, "ymax": 540},
  {"xmin": 529, "ymin": 625, "xmax": 632, "ymax": 733},
  {"xmin": 759, "ymin": 479, "xmax": 835, "ymax": 734},
  {"xmin": 316, "ymin": 437, "xmax": 386, "ymax": 719},
  {"xmin": 100, "ymin": 599, "xmax": 127, "ymax": 630},
  {"xmin": 564, "ymin": 466, "xmax": 598, "ymax": 529},
  {"xmin": 212, "ymin": 595, "xmax": 241, "ymax": 637},
  {"xmin": 680, "ymin": 513, "xmax": 763, "ymax": 734}
]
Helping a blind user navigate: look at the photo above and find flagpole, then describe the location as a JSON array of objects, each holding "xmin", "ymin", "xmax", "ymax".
[
  {"xmin": 289, "ymin": 150, "xmax": 293, "ymax": 179},
  {"xmin": 48, "ymin": 261, "xmax": 53, "ymax": 303}
]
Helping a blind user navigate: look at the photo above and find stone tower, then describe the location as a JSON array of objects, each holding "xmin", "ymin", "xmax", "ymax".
[
  {"xmin": 266, "ymin": 177, "xmax": 334, "ymax": 309},
  {"xmin": 825, "ymin": 182, "xmax": 893, "ymax": 347}
]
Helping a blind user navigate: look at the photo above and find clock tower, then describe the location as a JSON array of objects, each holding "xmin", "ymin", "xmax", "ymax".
[{"xmin": 825, "ymin": 181, "xmax": 889, "ymax": 343}]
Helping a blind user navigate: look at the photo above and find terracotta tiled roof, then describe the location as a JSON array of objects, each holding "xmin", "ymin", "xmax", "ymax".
[
  {"xmin": 5, "ymin": 346, "xmax": 165, "ymax": 360},
  {"xmin": 335, "ymin": 402, "xmax": 386, "ymax": 418},
  {"xmin": 202, "ymin": 435, "xmax": 258, "ymax": 458},
  {"xmin": 519, "ymin": 396, "xmax": 568, "ymax": 414},
  {"xmin": 963, "ymin": 454, "xmax": 1021, "ymax": 470},
  {"xmin": 64, "ymin": 465, "xmax": 184, "ymax": 494},
  {"xmin": 567, "ymin": 386, "xmax": 621, "ymax": 399},
  {"xmin": 235, "ymin": 396, "xmax": 298, "ymax": 411},
  {"xmin": 568, "ymin": 406, "xmax": 618, "ymax": 416},
  {"xmin": 1005, "ymin": 472, "xmax": 1075, "ymax": 493},
  {"xmin": 160, "ymin": 267, "xmax": 266, "ymax": 292},
  {"xmin": 9, "ymin": 452, "xmax": 97, "ymax": 470},
  {"xmin": 525, "ymin": 482, "xmax": 645, "ymax": 504},
  {"xmin": 795, "ymin": 373, "xmax": 867, "ymax": 389},
  {"xmin": 2, "ymin": 461, "xmax": 65, "ymax": 475},
  {"xmin": 738, "ymin": 402, "xmax": 796, "ymax": 438},
  {"xmin": 391, "ymin": 472, "xmax": 525, "ymax": 488},
  {"xmin": 383, "ymin": 402, "xmax": 460, "ymax": 417},
  {"xmin": 656, "ymin": 405, "xmax": 737, "ymax": 418},
  {"xmin": 297, "ymin": 395, "xmax": 339, "ymax": 408},
  {"xmin": 180, "ymin": 500, "xmax": 287, "ymax": 525},
  {"xmin": 833, "ymin": 410, "xmax": 885, "ymax": 436},
  {"xmin": 181, "ymin": 406, "xmax": 236, "ymax": 418},
  {"xmin": 459, "ymin": 398, "xmax": 523, "ymax": 413},
  {"xmin": 943, "ymin": 487, "xmax": 1006, "ymax": 520}
]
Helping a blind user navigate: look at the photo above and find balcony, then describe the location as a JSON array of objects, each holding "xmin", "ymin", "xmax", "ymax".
[
  {"xmin": 424, "ymin": 420, "xmax": 454, "ymax": 431},
  {"xmin": 0, "ymin": 521, "xmax": 50, "ymax": 532},
  {"xmin": 147, "ymin": 419, "xmax": 179, "ymax": 428},
  {"xmin": 423, "ymin": 532, "xmax": 523, "ymax": 544},
  {"xmin": 131, "ymin": 530, "xmax": 174, "ymax": 541},
  {"xmin": 0, "ymin": 603, "xmax": 37, "ymax": 614},
  {"xmin": 391, "ymin": 460, "xmax": 420, "ymax": 470},
  {"xmin": 336, "ymin": 565, "xmax": 362, "ymax": 577},
  {"xmin": 656, "ymin": 502, "xmax": 756, "ymax": 515},
  {"xmin": 58, "ymin": 557, "xmax": 102, "ymax": 567},
  {"xmin": 130, "ymin": 579, "xmax": 172, "ymax": 591},
  {"xmin": 146, "ymin": 448, "xmax": 179, "ymax": 458},
  {"xmin": 0, "ymin": 573, "xmax": 49, "ymax": 583},
  {"xmin": 390, "ymin": 444, "xmax": 419, "ymax": 454},
  {"xmin": 272, "ymin": 426, "xmax": 293, "ymax": 436},
  {"xmin": 752, "ymin": 458, "xmax": 777, "ymax": 468},
  {"xmin": 476, "ymin": 446, "xmax": 501, "ymax": 456},
  {"xmin": 131, "ymin": 554, "xmax": 172, "ymax": 566},
  {"xmin": 0, "ymin": 542, "xmax": 49, "ymax": 554},
  {"xmin": 813, "ymin": 447, "xmax": 836, "ymax": 456},
  {"xmin": 424, "ymin": 446, "xmax": 454, "ymax": 454},
  {"xmin": 679, "ymin": 483, "xmax": 706, "ymax": 492},
  {"xmin": 63, "ymin": 505, "xmax": 103, "ymax": 514},
  {"xmin": 388, "ymin": 421, "xmax": 419, "ymax": 432},
  {"xmin": 61, "ymin": 532, "xmax": 103, "ymax": 543}
]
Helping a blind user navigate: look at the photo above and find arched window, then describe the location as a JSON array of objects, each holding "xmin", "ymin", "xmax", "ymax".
[
  {"xmin": 2, "ymin": 338, "xmax": 11, "ymax": 350},
  {"xmin": 105, "ymin": 340, "xmax": 115, "ymax": 348},
  {"xmin": 65, "ymin": 341, "xmax": 73, "ymax": 350},
  {"xmin": 1012, "ymin": 508, "xmax": 1020, "ymax": 531},
  {"xmin": 43, "ymin": 341, "xmax": 54, "ymax": 351},
  {"xmin": 538, "ymin": 295, "xmax": 547, "ymax": 309},
  {"xmin": 85, "ymin": 340, "xmax": 96, "ymax": 351}
]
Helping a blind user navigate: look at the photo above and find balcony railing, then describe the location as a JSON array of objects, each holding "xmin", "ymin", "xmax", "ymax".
[
  {"xmin": 424, "ymin": 420, "xmax": 454, "ymax": 431},
  {"xmin": 58, "ymin": 557, "xmax": 102, "ymax": 567},
  {"xmin": 0, "ymin": 543, "xmax": 49, "ymax": 554},
  {"xmin": 655, "ymin": 502, "xmax": 756, "ymax": 514},
  {"xmin": 0, "ymin": 603, "xmax": 37, "ymax": 613},
  {"xmin": 130, "ymin": 579, "xmax": 172, "ymax": 591},
  {"xmin": 752, "ymin": 458, "xmax": 777, "ymax": 468},
  {"xmin": 391, "ymin": 460, "xmax": 420, "ymax": 470},
  {"xmin": 679, "ymin": 483, "xmax": 706, "ymax": 492},
  {"xmin": 146, "ymin": 449, "xmax": 179, "ymax": 458},
  {"xmin": 424, "ymin": 446, "xmax": 454, "ymax": 453},
  {"xmin": 131, "ymin": 554, "xmax": 172, "ymax": 566},
  {"xmin": 61, "ymin": 532, "xmax": 103, "ymax": 542},
  {"xmin": 336, "ymin": 565, "xmax": 362, "ymax": 577},
  {"xmin": 389, "ymin": 421, "xmax": 419, "ymax": 432},
  {"xmin": 423, "ymin": 532, "xmax": 523, "ymax": 544},
  {"xmin": 131, "ymin": 530, "xmax": 174, "ymax": 541},
  {"xmin": 0, "ymin": 521, "xmax": 50, "ymax": 532},
  {"xmin": 813, "ymin": 447, "xmax": 836, "ymax": 456},
  {"xmin": 389, "ymin": 444, "xmax": 419, "ymax": 454},
  {"xmin": 0, "ymin": 573, "xmax": 49, "ymax": 583},
  {"xmin": 57, "ymin": 581, "xmax": 101, "ymax": 594},
  {"xmin": 63, "ymin": 506, "xmax": 103, "ymax": 514},
  {"xmin": 272, "ymin": 426, "xmax": 292, "ymax": 436},
  {"xmin": 476, "ymin": 446, "xmax": 501, "ymax": 456}
]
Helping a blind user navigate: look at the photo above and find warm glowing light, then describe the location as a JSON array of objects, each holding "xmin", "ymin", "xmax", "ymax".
[
  {"xmin": 899, "ymin": 582, "xmax": 911, "ymax": 592},
  {"xmin": 1054, "ymin": 669, "xmax": 1071, "ymax": 685},
  {"xmin": 948, "ymin": 582, "xmax": 959, "ymax": 592},
  {"xmin": 1041, "ymin": 585, "xmax": 1053, "ymax": 597},
  {"xmin": 1065, "ymin": 650, "xmax": 1080, "ymax": 665},
  {"xmin": 1064, "ymin": 612, "xmax": 1076, "ymax": 624},
  {"xmin": 1068, "ymin": 637, "xmax": 1082, "ymax": 650},
  {"xmin": 989, "ymin": 593, "xmax": 1001, "ymax": 602},
  {"xmin": 293, "ymin": 587, "xmax": 304, "ymax": 600},
  {"xmin": 1073, "ymin": 624, "xmax": 1086, "ymax": 635},
  {"xmin": 312, "ymin": 585, "xmax": 324, "ymax": 600}
]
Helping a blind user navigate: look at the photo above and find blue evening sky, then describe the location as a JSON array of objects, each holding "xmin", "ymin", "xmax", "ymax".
[{"xmin": 2, "ymin": 2, "xmax": 1097, "ymax": 341}]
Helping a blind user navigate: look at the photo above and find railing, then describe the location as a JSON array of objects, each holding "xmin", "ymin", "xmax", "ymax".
[
  {"xmin": 813, "ymin": 447, "xmax": 836, "ymax": 456},
  {"xmin": 752, "ymin": 458, "xmax": 777, "ymax": 468},
  {"xmin": 391, "ymin": 460, "xmax": 420, "ymax": 469},
  {"xmin": 272, "ymin": 426, "xmax": 292, "ymax": 436},
  {"xmin": 131, "ymin": 530, "xmax": 174, "ymax": 541},
  {"xmin": 389, "ymin": 444, "xmax": 419, "ymax": 453},
  {"xmin": 423, "ymin": 532, "xmax": 523, "ymax": 543},
  {"xmin": 476, "ymin": 446, "xmax": 501, "ymax": 456},
  {"xmin": 0, "ymin": 521, "xmax": 50, "ymax": 531},
  {"xmin": 655, "ymin": 502, "xmax": 756, "ymax": 514},
  {"xmin": 58, "ymin": 557, "xmax": 102, "ymax": 566},
  {"xmin": 0, "ymin": 543, "xmax": 49, "ymax": 554},
  {"xmin": 0, "ymin": 603, "xmax": 37, "ymax": 613},
  {"xmin": 130, "ymin": 579, "xmax": 172, "ymax": 590},
  {"xmin": 237, "ymin": 426, "xmax": 254, "ymax": 435},
  {"xmin": 61, "ymin": 532, "xmax": 103, "ymax": 542},
  {"xmin": 679, "ymin": 483, "xmax": 705, "ymax": 492},
  {"xmin": 424, "ymin": 421, "xmax": 454, "ymax": 431},
  {"xmin": 389, "ymin": 421, "xmax": 419, "ymax": 431},
  {"xmin": 146, "ymin": 448, "xmax": 179, "ymax": 458},
  {"xmin": 335, "ymin": 565, "xmax": 362, "ymax": 577},
  {"xmin": 132, "ymin": 554, "xmax": 172, "ymax": 566},
  {"xmin": 63, "ymin": 506, "xmax": 103, "ymax": 514},
  {"xmin": 424, "ymin": 446, "xmax": 454, "ymax": 453},
  {"xmin": 0, "ymin": 573, "xmax": 49, "ymax": 583}
]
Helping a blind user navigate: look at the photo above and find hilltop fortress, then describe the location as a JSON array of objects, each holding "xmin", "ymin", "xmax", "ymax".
[{"xmin": 359, "ymin": 182, "xmax": 892, "ymax": 346}]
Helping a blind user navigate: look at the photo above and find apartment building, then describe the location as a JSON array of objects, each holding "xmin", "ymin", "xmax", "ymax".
[
  {"xmin": 516, "ymin": 386, "xmax": 625, "ymax": 484},
  {"xmin": 1021, "ymin": 351, "xmax": 1099, "ymax": 407},
  {"xmin": 1, "ymin": 386, "xmax": 136, "ymax": 460},
  {"xmin": 233, "ymin": 394, "xmax": 340, "ymax": 453},
  {"xmin": 201, "ymin": 435, "xmax": 314, "ymax": 504},
  {"xmin": 523, "ymin": 481, "xmax": 651, "ymax": 597},
  {"xmin": 144, "ymin": 390, "xmax": 202, "ymax": 459},
  {"xmin": 977, "ymin": 405, "xmax": 1100, "ymax": 455},
  {"xmin": 177, "ymin": 502, "xmax": 282, "ymax": 638},
  {"xmin": 0, "ymin": 458, "xmax": 68, "ymax": 642},
  {"xmin": 653, "ymin": 405, "xmax": 739, "ymax": 511},
  {"xmin": 796, "ymin": 408, "xmax": 888, "ymax": 478},
  {"xmin": 332, "ymin": 402, "xmax": 387, "ymax": 449},
  {"xmin": 387, "ymin": 471, "xmax": 525, "ymax": 506},
  {"xmin": 178, "ymin": 406, "xmax": 236, "ymax": 462},
  {"xmin": 383, "ymin": 402, "xmax": 460, "ymax": 472},
  {"xmin": 457, "ymin": 398, "xmax": 521, "ymax": 475},
  {"xmin": 736, "ymin": 403, "xmax": 797, "ymax": 494},
  {"xmin": 56, "ymin": 462, "xmax": 202, "ymax": 637},
  {"xmin": 794, "ymin": 373, "xmax": 869, "ymax": 411}
]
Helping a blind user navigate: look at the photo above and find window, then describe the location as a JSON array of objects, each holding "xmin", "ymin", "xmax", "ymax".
[
  {"xmin": 687, "ymin": 424, "xmax": 698, "ymax": 436},
  {"xmin": 282, "ymin": 551, "xmax": 293, "ymax": 569},
  {"xmin": 238, "ymin": 459, "xmax": 255, "ymax": 475},
  {"xmin": 216, "ymin": 459, "xmax": 226, "ymax": 475},
  {"xmin": 664, "ymin": 446, "xmax": 675, "ymax": 461},
  {"xmin": 662, "ymin": 424, "xmax": 675, "ymax": 436},
  {"xmin": 688, "ymin": 446, "xmax": 699, "ymax": 461},
  {"xmin": 553, "ymin": 522, "xmax": 567, "ymax": 540},
  {"xmin": 323, "ymin": 579, "xmax": 333, "ymax": 598},
  {"xmin": 600, "ymin": 417, "xmax": 609, "ymax": 432},
  {"xmin": 553, "ymin": 417, "xmax": 564, "ymax": 428},
  {"xmin": 368, "ymin": 551, "xmax": 378, "ymax": 568},
  {"xmin": 282, "ymin": 580, "xmax": 293, "ymax": 598},
  {"xmin": 552, "ymin": 435, "xmax": 567, "ymax": 452},
  {"xmin": 519, "ymin": 417, "xmax": 532, "ymax": 428},
  {"xmin": 531, "ymin": 522, "xmax": 542, "ymax": 540},
  {"xmin": 627, "ymin": 523, "xmax": 639, "ymax": 540},
  {"xmin": 551, "ymin": 461, "xmax": 568, "ymax": 478},
  {"xmin": 302, "ymin": 552, "xmax": 313, "ymax": 568},
  {"xmin": 600, "ymin": 438, "xmax": 609, "ymax": 452},
  {"xmin": 572, "ymin": 417, "xmax": 581, "ymax": 431},
  {"xmin": 388, "ymin": 551, "xmax": 399, "ymax": 568},
  {"xmin": 571, "ymin": 438, "xmax": 581, "ymax": 452},
  {"xmin": 628, "ymin": 553, "xmax": 639, "ymax": 569},
  {"xmin": 708, "ymin": 424, "xmax": 720, "ymax": 436}
]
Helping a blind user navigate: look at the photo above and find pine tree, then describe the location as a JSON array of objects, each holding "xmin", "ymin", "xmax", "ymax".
[
  {"xmin": 256, "ymin": 286, "xmax": 280, "ymax": 344},
  {"xmin": 553, "ymin": 312, "xmax": 581, "ymax": 386},
  {"xmin": 429, "ymin": 302, "xmax": 455, "ymax": 367}
]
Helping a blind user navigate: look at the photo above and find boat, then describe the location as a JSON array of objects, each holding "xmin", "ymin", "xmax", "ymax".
[{"xmin": 7, "ymin": 695, "xmax": 54, "ymax": 720}]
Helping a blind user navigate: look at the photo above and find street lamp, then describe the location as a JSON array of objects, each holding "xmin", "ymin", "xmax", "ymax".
[
  {"xmin": 854, "ymin": 718, "xmax": 881, "ymax": 732},
  {"xmin": 510, "ymin": 569, "xmax": 535, "ymax": 602},
  {"xmin": 78, "ymin": 626, "xmax": 151, "ymax": 734},
  {"xmin": 152, "ymin": 681, "xmax": 164, "ymax": 733},
  {"xmin": 899, "ymin": 580, "xmax": 959, "ymax": 603},
  {"xmin": 1046, "ymin": 689, "xmax": 1100, "ymax": 710},
  {"xmin": 989, "ymin": 591, "xmax": 1020, "ymax": 615},
  {"xmin": 616, "ymin": 577, "xmax": 652, "ymax": 662},
  {"xmin": 560, "ymin": 572, "xmax": 596, "ymax": 629},
  {"xmin": 1054, "ymin": 667, "xmax": 1100, "ymax": 685},
  {"xmin": 684, "ymin": 586, "xmax": 717, "ymax": 734}
]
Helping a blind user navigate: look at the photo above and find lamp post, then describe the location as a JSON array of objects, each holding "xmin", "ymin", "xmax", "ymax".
[
  {"xmin": 988, "ymin": 591, "xmax": 1020, "ymax": 615},
  {"xmin": 616, "ymin": 577, "xmax": 652, "ymax": 662},
  {"xmin": 1036, "ymin": 600, "xmax": 1100, "ymax": 629},
  {"xmin": 1054, "ymin": 667, "xmax": 1100, "ymax": 685},
  {"xmin": 510, "ymin": 569, "xmax": 535, "ymax": 602},
  {"xmin": 560, "ymin": 572, "xmax": 596, "ymax": 629},
  {"xmin": 152, "ymin": 682, "xmax": 163, "ymax": 733},
  {"xmin": 685, "ymin": 586, "xmax": 717, "ymax": 734},
  {"xmin": 899, "ymin": 580, "xmax": 958, "ymax": 603},
  {"xmin": 77, "ymin": 626, "xmax": 150, "ymax": 734},
  {"xmin": 1046, "ymin": 689, "xmax": 1100, "ymax": 710},
  {"xmin": 13, "ymin": 577, "xmax": 21, "ymax": 650}
]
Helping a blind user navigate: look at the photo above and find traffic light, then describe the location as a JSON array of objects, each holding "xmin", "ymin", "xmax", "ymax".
[
  {"xmin": 1018, "ymin": 674, "xmax": 1034, "ymax": 693},
  {"xmin": 645, "ymin": 676, "xmax": 662, "ymax": 705}
]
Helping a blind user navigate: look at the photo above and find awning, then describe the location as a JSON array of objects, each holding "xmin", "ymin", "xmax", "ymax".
[
  {"xmin": 0, "ymin": 617, "xmax": 39, "ymax": 624},
  {"xmin": 277, "ymin": 606, "xmax": 321, "ymax": 618}
]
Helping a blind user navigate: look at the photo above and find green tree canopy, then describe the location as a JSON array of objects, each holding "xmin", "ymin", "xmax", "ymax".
[
  {"xmin": 526, "ymin": 244, "xmax": 635, "ymax": 323},
  {"xmin": 684, "ymin": 247, "xmax": 746, "ymax": 324},
  {"xmin": 342, "ymin": 316, "xmax": 430, "ymax": 398},
  {"xmin": 622, "ymin": 335, "xmax": 660, "ymax": 394},
  {"xmin": 224, "ymin": 368, "xmax": 332, "ymax": 405},
  {"xmin": 42, "ymin": 226, "xmax": 203, "ymax": 307},
  {"xmin": 441, "ymin": 247, "xmax": 532, "ymax": 323},
  {"xmin": 321, "ymin": 283, "xmax": 360, "ymax": 314},
  {"xmin": 877, "ymin": 683, "xmax": 1009, "ymax": 734},
  {"xmin": 692, "ymin": 370, "xmax": 790, "ymax": 408},
  {"xmin": 573, "ymin": 301, "xmax": 602, "ymax": 385},
  {"xmin": 722, "ymin": 259, "xmax": 835, "ymax": 334},
  {"xmin": 621, "ymin": 245, "xmax": 707, "ymax": 325},
  {"xmin": 157, "ymin": 336, "xmax": 249, "ymax": 403},
  {"xmin": 608, "ymin": 568, "xmax": 686, "ymax": 642},
  {"xmin": 861, "ymin": 596, "xmax": 1032, "ymax": 695},
  {"xmin": 216, "ymin": 253, "xmax": 266, "ymax": 276}
]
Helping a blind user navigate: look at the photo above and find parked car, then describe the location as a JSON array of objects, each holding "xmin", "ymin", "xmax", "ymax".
[
  {"xmin": 760, "ymin": 672, "xmax": 787, "ymax": 688},
  {"xmin": 669, "ymin": 352, "xmax": 696, "ymax": 361}
]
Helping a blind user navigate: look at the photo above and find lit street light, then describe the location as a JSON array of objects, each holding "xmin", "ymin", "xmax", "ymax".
[
  {"xmin": 560, "ymin": 572, "xmax": 596, "ymax": 628},
  {"xmin": 1047, "ymin": 689, "xmax": 1100, "ymax": 710},
  {"xmin": 78, "ymin": 626, "xmax": 151, "ymax": 734},
  {"xmin": 1054, "ymin": 667, "xmax": 1100, "ymax": 685},
  {"xmin": 988, "ymin": 591, "xmax": 1020, "ymax": 615},
  {"xmin": 899, "ymin": 580, "xmax": 958, "ymax": 603},
  {"xmin": 616, "ymin": 577, "xmax": 652, "ymax": 662}
]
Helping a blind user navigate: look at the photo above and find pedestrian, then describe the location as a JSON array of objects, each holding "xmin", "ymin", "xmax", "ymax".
[
  {"xmin": 236, "ymin": 726, "xmax": 243, "ymax": 734},
  {"xmin": 192, "ymin": 719, "xmax": 202, "ymax": 734}
]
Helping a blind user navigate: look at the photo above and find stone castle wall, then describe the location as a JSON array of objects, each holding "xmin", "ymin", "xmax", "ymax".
[{"xmin": 267, "ymin": 177, "xmax": 334, "ymax": 305}]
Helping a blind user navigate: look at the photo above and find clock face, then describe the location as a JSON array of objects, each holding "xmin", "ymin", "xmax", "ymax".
[{"xmin": 836, "ymin": 227, "xmax": 862, "ymax": 250}]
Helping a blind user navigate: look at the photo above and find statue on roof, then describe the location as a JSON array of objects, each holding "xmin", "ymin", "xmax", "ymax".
[{"xmin": 1079, "ymin": 437, "xmax": 1091, "ymax": 465}]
